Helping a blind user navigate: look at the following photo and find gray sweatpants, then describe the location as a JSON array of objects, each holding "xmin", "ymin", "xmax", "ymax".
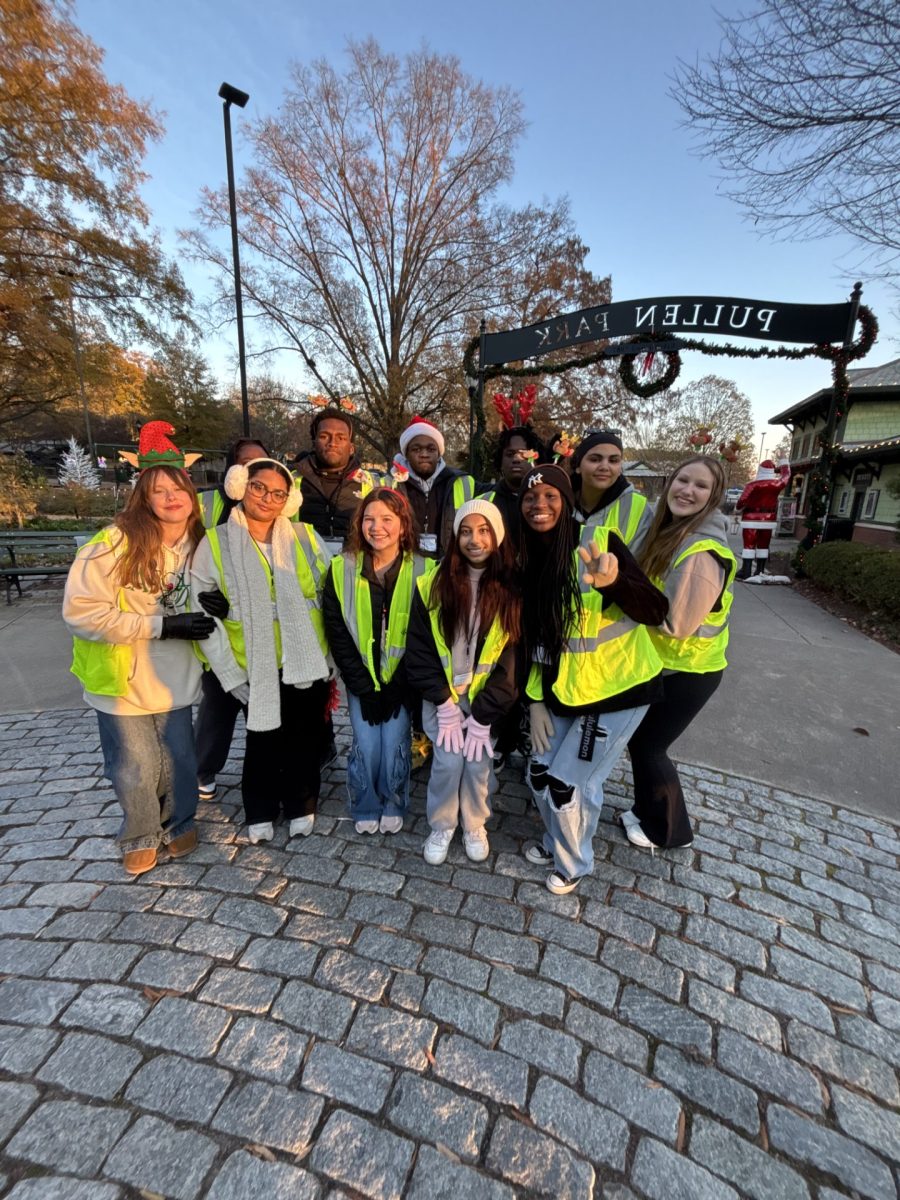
[{"xmin": 422, "ymin": 697, "xmax": 496, "ymax": 833}]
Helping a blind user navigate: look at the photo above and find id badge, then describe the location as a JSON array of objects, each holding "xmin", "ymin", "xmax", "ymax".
[
  {"xmin": 419, "ymin": 533, "xmax": 438, "ymax": 553},
  {"xmin": 324, "ymin": 539, "xmax": 344, "ymax": 558}
]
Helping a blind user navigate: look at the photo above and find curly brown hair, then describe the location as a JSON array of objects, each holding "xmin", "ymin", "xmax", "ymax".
[
  {"xmin": 346, "ymin": 487, "xmax": 417, "ymax": 556},
  {"xmin": 110, "ymin": 466, "xmax": 205, "ymax": 592}
]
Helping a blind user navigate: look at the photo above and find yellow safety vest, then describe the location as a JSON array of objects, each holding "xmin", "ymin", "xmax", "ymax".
[
  {"xmin": 331, "ymin": 552, "xmax": 431, "ymax": 689},
  {"xmin": 526, "ymin": 526, "xmax": 662, "ymax": 706},
  {"xmin": 199, "ymin": 489, "xmax": 226, "ymax": 529},
  {"xmin": 649, "ymin": 539, "xmax": 737, "ymax": 673},
  {"xmin": 452, "ymin": 475, "xmax": 476, "ymax": 510},
  {"xmin": 205, "ymin": 523, "xmax": 329, "ymax": 669},
  {"xmin": 416, "ymin": 572, "xmax": 507, "ymax": 703},
  {"xmin": 69, "ymin": 529, "xmax": 133, "ymax": 696},
  {"xmin": 582, "ymin": 488, "xmax": 649, "ymax": 546}
]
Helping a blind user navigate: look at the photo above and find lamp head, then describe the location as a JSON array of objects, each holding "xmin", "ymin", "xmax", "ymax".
[{"xmin": 218, "ymin": 82, "xmax": 249, "ymax": 107}]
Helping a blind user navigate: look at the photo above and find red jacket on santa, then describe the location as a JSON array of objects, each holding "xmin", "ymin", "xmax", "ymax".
[{"xmin": 735, "ymin": 460, "xmax": 791, "ymax": 578}]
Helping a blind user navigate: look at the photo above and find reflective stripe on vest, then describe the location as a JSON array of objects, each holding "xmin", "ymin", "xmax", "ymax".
[
  {"xmin": 451, "ymin": 475, "xmax": 476, "ymax": 510},
  {"xmin": 649, "ymin": 538, "xmax": 737, "ymax": 673},
  {"xmin": 526, "ymin": 525, "xmax": 662, "ymax": 706},
  {"xmin": 69, "ymin": 529, "xmax": 134, "ymax": 696},
  {"xmin": 205, "ymin": 523, "xmax": 329, "ymax": 669},
  {"xmin": 584, "ymin": 489, "xmax": 649, "ymax": 546},
  {"xmin": 331, "ymin": 552, "xmax": 430, "ymax": 689},
  {"xmin": 200, "ymin": 490, "xmax": 225, "ymax": 529},
  {"xmin": 416, "ymin": 572, "xmax": 507, "ymax": 703}
]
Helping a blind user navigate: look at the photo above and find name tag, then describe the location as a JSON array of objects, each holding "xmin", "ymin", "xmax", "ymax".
[
  {"xmin": 419, "ymin": 533, "xmax": 438, "ymax": 553},
  {"xmin": 324, "ymin": 539, "xmax": 344, "ymax": 557}
]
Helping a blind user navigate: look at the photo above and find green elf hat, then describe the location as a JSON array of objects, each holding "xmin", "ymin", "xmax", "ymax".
[{"xmin": 118, "ymin": 421, "xmax": 202, "ymax": 472}]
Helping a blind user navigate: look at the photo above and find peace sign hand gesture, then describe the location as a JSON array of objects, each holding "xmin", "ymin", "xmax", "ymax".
[{"xmin": 577, "ymin": 537, "xmax": 619, "ymax": 589}]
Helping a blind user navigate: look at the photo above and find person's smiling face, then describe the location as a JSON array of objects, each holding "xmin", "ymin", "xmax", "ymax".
[
  {"xmin": 521, "ymin": 482, "xmax": 564, "ymax": 532},
  {"xmin": 667, "ymin": 460, "xmax": 716, "ymax": 518},
  {"xmin": 576, "ymin": 444, "xmax": 623, "ymax": 493},
  {"xmin": 457, "ymin": 515, "xmax": 495, "ymax": 564},
  {"xmin": 361, "ymin": 500, "xmax": 402, "ymax": 556},
  {"xmin": 242, "ymin": 467, "xmax": 290, "ymax": 521}
]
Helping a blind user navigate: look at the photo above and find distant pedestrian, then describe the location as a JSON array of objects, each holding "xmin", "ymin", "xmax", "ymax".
[
  {"xmin": 405, "ymin": 499, "xmax": 520, "ymax": 865},
  {"xmin": 624, "ymin": 456, "xmax": 737, "ymax": 850},
  {"xmin": 323, "ymin": 488, "xmax": 429, "ymax": 834},
  {"xmin": 63, "ymin": 422, "xmax": 214, "ymax": 876}
]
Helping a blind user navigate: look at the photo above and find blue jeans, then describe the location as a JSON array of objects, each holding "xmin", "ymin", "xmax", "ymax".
[
  {"xmin": 345, "ymin": 692, "xmax": 411, "ymax": 820},
  {"xmin": 96, "ymin": 707, "xmax": 198, "ymax": 852},
  {"xmin": 529, "ymin": 705, "xmax": 647, "ymax": 880}
]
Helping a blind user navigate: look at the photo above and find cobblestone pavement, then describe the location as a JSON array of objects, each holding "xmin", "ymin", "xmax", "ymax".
[{"xmin": 0, "ymin": 707, "xmax": 899, "ymax": 1199}]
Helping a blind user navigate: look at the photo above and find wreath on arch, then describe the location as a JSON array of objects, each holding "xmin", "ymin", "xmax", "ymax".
[{"xmin": 617, "ymin": 333, "xmax": 681, "ymax": 397}]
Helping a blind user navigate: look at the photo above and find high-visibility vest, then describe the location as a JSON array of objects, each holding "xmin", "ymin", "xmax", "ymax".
[
  {"xmin": 526, "ymin": 525, "xmax": 662, "ymax": 706},
  {"xmin": 416, "ymin": 572, "xmax": 507, "ymax": 703},
  {"xmin": 204, "ymin": 522, "xmax": 329, "ymax": 670},
  {"xmin": 451, "ymin": 475, "xmax": 476, "ymax": 510},
  {"xmin": 199, "ymin": 489, "xmax": 226, "ymax": 529},
  {"xmin": 69, "ymin": 529, "xmax": 134, "ymax": 696},
  {"xmin": 649, "ymin": 539, "xmax": 737, "ymax": 673},
  {"xmin": 581, "ymin": 488, "xmax": 649, "ymax": 546},
  {"xmin": 331, "ymin": 552, "xmax": 431, "ymax": 689}
]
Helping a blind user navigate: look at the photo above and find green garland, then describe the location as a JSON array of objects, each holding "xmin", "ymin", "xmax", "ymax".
[{"xmin": 463, "ymin": 304, "xmax": 878, "ymax": 397}]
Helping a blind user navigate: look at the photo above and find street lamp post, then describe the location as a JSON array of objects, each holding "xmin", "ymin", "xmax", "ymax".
[
  {"xmin": 58, "ymin": 269, "xmax": 95, "ymax": 466},
  {"xmin": 218, "ymin": 81, "xmax": 251, "ymax": 436}
]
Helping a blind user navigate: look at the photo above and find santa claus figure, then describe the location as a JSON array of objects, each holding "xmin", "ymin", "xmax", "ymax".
[{"xmin": 735, "ymin": 460, "xmax": 791, "ymax": 579}]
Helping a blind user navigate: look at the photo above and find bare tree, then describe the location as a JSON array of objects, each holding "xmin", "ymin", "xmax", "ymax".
[
  {"xmin": 672, "ymin": 0, "xmax": 900, "ymax": 275},
  {"xmin": 186, "ymin": 40, "xmax": 581, "ymax": 458},
  {"xmin": 625, "ymin": 375, "xmax": 756, "ymax": 483}
]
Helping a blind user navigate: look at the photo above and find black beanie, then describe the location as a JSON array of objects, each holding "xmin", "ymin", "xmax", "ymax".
[
  {"xmin": 520, "ymin": 462, "xmax": 575, "ymax": 510},
  {"xmin": 573, "ymin": 430, "xmax": 624, "ymax": 470}
]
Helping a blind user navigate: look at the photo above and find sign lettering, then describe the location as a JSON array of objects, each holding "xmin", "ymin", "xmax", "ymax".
[{"xmin": 480, "ymin": 295, "xmax": 854, "ymax": 367}]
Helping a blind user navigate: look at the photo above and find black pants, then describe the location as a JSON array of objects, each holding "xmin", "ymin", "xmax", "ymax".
[
  {"xmin": 195, "ymin": 669, "xmax": 242, "ymax": 786},
  {"xmin": 627, "ymin": 669, "xmax": 723, "ymax": 848},
  {"xmin": 243, "ymin": 678, "xmax": 329, "ymax": 824}
]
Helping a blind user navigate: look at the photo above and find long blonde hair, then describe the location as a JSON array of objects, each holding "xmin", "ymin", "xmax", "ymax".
[
  {"xmin": 111, "ymin": 466, "xmax": 205, "ymax": 592},
  {"xmin": 639, "ymin": 456, "xmax": 726, "ymax": 582}
]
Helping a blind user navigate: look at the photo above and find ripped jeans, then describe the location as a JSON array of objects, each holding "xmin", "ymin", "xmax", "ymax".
[
  {"xmin": 345, "ymin": 692, "xmax": 411, "ymax": 821},
  {"xmin": 528, "ymin": 705, "xmax": 648, "ymax": 880}
]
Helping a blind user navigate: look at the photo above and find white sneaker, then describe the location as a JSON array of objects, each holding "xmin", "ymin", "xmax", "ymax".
[
  {"xmin": 355, "ymin": 819, "xmax": 379, "ymax": 835},
  {"xmin": 379, "ymin": 814, "xmax": 404, "ymax": 835},
  {"xmin": 289, "ymin": 816, "xmax": 315, "ymax": 838},
  {"xmin": 619, "ymin": 808, "xmax": 641, "ymax": 832},
  {"xmin": 423, "ymin": 828, "xmax": 454, "ymax": 865},
  {"xmin": 624, "ymin": 822, "xmax": 657, "ymax": 850},
  {"xmin": 198, "ymin": 782, "xmax": 217, "ymax": 802},
  {"xmin": 463, "ymin": 827, "xmax": 490, "ymax": 863},
  {"xmin": 546, "ymin": 871, "xmax": 581, "ymax": 895},
  {"xmin": 247, "ymin": 822, "xmax": 275, "ymax": 844}
]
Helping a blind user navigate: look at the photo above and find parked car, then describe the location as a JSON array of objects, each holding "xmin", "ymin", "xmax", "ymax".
[{"xmin": 722, "ymin": 487, "xmax": 743, "ymax": 513}]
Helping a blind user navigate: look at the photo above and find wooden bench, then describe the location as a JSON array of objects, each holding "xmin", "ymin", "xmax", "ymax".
[{"xmin": 1, "ymin": 564, "xmax": 71, "ymax": 604}]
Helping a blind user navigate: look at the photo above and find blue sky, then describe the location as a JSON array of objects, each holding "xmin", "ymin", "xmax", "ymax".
[{"xmin": 75, "ymin": 0, "xmax": 899, "ymax": 454}]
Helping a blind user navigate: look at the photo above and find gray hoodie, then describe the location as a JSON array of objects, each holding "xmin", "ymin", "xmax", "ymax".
[{"xmin": 656, "ymin": 511, "xmax": 733, "ymax": 641}]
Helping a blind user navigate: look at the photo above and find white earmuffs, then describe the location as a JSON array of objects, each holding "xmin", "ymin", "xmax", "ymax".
[{"xmin": 224, "ymin": 457, "xmax": 303, "ymax": 519}]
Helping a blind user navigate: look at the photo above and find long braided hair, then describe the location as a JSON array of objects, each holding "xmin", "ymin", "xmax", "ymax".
[{"xmin": 519, "ymin": 498, "xmax": 582, "ymax": 668}]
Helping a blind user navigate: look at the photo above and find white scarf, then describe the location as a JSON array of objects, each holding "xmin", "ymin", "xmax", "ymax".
[{"xmin": 224, "ymin": 508, "xmax": 329, "ymax": 731}]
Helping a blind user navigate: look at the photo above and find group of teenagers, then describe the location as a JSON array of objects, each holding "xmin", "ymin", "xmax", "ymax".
[{"xmin": 63, "ymin": 408, "xmax": 737, "ymax": 896}]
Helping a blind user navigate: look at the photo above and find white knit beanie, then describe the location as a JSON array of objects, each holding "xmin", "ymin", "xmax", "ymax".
[
  {"xmin": 453, "ymin": 498, "xmax": 505, "ymax": 546},
  {"xmin": 399, "ymin": 416, "xmax": 445, "ymax": 457}
]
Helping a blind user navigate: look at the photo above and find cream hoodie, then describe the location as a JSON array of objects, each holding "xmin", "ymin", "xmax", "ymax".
[{"xmin": 62, "ymin": 530, "xmax": 202, "ymax": 716}]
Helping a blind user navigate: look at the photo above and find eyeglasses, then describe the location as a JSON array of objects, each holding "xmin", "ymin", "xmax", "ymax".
[{"xmin": 247, "ymin": 480, "xmax": 289, "ymax": 504}]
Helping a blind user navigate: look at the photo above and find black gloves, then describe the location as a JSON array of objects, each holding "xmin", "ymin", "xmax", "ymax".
[
  {"xmin": 160, "ymin": 613, "xmax": 215, "ymax": 641},
  {"xmin": 358, "ymin": 691, "xmax": 384, "ymax": 726},
  {"xmin": 379, "ymin": 678, "xmax": 407, "ymax": 721},
  {"xmin": 197, "ymin": 588, "xmax": 229, "ymax": 618}
]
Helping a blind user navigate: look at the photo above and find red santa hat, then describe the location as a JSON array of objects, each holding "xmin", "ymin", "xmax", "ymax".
[
  {"xmin": 755, "ymin": 459, "xmax": 777, "ymax": 481},
  {"xmin": 399, "ymin": 416, "xmax": 445, "ymax": 457}
]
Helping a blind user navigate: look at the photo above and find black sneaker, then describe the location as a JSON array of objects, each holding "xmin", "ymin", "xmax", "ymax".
[
  {"xmin": 198, "ymin": 782, "xmax": 217, "ymax": 802},
  {"xmin": 546, "ymin": 872, "xmax": 582, "ymax": 895},
  {"xmin": 524, "ymin": 842, "xmax": 554, "ymax": 866}
]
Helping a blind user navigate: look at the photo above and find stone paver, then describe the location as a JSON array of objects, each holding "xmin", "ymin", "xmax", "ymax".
[{"xmin": 0, "ymin": 705, "xmax": 899, "ymax": 1198}]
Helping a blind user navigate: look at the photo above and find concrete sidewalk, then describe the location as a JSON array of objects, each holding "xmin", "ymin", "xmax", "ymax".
[{"xmin": 3, "ymin": 566, "xmax": 897, "ymax": 822}]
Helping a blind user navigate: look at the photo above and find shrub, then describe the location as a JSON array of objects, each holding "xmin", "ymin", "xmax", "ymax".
[
  {"xmin": 0, "ymin": 454, "xmax": 46, "ymax": 527},
  {"xmin": 803, "ymin": 542, "xmax": 900, "ymax": 621}
]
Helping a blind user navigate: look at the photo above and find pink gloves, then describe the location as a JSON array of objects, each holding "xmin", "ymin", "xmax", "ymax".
[
  {"xmin": 435, "ymin": 698, "xmax": 465, "ymax": 754},
  {"xmin": 463, "ymin": 716, "xmax": 494, "ymax": 763}
]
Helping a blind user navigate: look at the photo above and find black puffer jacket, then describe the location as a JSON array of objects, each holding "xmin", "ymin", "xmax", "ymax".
[
  {"xmin": 294, "ymin": 454, "xmax": 381, "ymax": 545},
  {"xmin": 404, "ymin": 590, "xmax": 519, "ymax": 731},
  {"xmin": 395, "ymin": 464, "xmax": 476, "ymax": 559}
]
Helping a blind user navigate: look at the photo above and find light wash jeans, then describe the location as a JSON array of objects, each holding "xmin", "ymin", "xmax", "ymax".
[
  {"xmin": 422, "ymin": 697, "xmax": 495, "ymax": 833},
  {"xmin": 345, "ymin": 692, "xmax": 411, "ymax": 821},
  {"xmin": 96, "ymin": 707, "xmax": 198, "ymax": 852},
  {"xmin": 529, "ymin": 705, "xmax": 648, "ymax": 880}
]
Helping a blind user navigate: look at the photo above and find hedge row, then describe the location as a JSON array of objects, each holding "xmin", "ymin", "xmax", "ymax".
[{"xmin": 802, "ymin": 542, "xmax": 900, "ymax": 620}]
